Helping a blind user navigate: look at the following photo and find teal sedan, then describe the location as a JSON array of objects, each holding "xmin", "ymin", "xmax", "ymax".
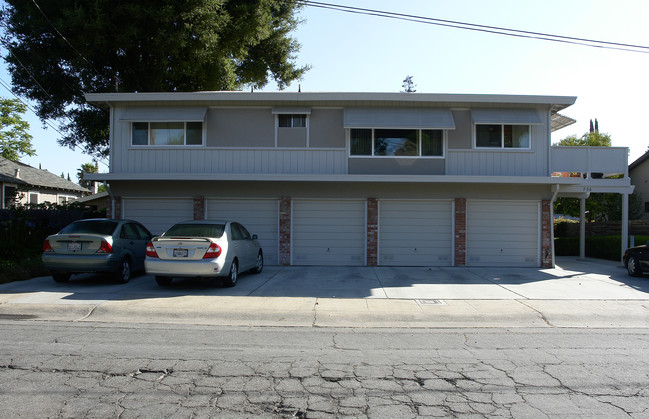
[{"xmin": 42, "ymin": 219, "xmax": 152, "ymax": 283}]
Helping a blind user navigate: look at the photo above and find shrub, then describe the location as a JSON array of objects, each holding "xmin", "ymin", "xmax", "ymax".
[
  {"xmin": 0, "ymin": 203, "xmax": 105, "ymax": 283},
  {"xmin": 554, "ymin": 235, "xmax": 649, "ymax": 261}
]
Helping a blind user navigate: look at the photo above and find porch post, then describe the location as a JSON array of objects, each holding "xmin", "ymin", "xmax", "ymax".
[
  {"xmin": 579, "ymin": 198, "xmax": 586, "ymax": 260},
  {"xmin": 621, "ymin": 192, "xmax": 629, "ymax": 263}
]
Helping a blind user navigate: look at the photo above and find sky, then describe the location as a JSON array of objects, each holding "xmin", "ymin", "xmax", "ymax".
[{"xmin": 3, "ymin": 0, "xmax": 649, "ymax": 180}]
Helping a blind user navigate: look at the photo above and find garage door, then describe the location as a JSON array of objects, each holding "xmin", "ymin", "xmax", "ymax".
[
  {"xmin": 379, "ymin": 200, "xmax": 452, "ymax": 266},
  {"xmin": 122, "ymin": 198, "xmax": 193, "ymax": 236},
  {"xmin": 467, "ymin": 200, "xmax": 539, "ymax": 267},
  {"xmin": 207, "ymin": 199, "xmax": 279, "ymax": 265},
  {"xmin": 293, "ymin": 200, "xmax": 365, "ymax": 266}
]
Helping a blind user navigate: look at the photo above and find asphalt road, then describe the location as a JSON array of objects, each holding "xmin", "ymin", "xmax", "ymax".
[{"xmin": 1, "ymin": 321, "xmax": 649, "ymax": 418}]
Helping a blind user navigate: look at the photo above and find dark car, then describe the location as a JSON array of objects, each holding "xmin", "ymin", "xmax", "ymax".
[
  {"xmin": 42, "ymin": 218, "xmax": 152, "ymax": 283},
  {"xmin": 623, "ymin": 242, "xmax": 649, "ymax": 277}
]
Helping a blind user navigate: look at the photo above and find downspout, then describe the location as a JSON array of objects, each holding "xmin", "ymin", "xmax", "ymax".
[
  {"xmin": 550, "ymin": 184, "xmax": 560, "ymax": 267},
  {"xmin": 104, "ymin": 182, "xmax": 115, "ymax": 219}
]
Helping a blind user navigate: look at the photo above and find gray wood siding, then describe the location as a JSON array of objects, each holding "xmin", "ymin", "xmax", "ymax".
[{"xmin": 115, "ymin": 148, "xmax": 346, "ymax": 174}]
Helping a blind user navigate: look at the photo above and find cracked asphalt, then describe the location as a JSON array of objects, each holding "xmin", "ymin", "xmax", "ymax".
[{"xmin": 1, "ymin": 322, "xmax": 649, "ymax": 418}]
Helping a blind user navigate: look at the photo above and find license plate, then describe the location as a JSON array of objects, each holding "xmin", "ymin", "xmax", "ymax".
[
  {"xmin": 67, "ymin": 242, "xmax": 81, "ymax": 251},
  {"xmin": 173, "ymin": 248, "xmax": 188, "ymax": 258}
]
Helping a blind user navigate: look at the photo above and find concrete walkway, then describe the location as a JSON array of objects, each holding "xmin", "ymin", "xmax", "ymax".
[{"xmin": 1, "ymin": 257, "xmax": 648, "ymax": 328}]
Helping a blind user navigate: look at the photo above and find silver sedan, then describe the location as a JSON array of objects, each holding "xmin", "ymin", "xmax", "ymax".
[{"xmin": 145, "ymin": 220, "xmax": 263, "ymax": 286}]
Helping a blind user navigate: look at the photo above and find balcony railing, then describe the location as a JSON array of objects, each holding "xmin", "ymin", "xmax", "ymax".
[{"xmin": 550, "ymin": 146, "xmax": 629, "ymax": 178}]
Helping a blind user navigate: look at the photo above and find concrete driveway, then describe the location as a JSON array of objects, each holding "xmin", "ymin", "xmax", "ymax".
[
  {"xmin": 1, "ymin": 256, "xmax": 648, "ymax": 304},
  {"xmin": 1, "ymin": 257, "xmax": 649, "ymax": 328}
]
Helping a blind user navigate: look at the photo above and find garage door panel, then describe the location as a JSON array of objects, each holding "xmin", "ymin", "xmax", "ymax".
[
  {"xmin": 207, "ymin": 199, "xmax": 278, "ymax": 265},
  {"xmin": 123, "ymin": 198, "xmax": 193, "ymax": 236},
  {"xmin": 467, "ymin": 201, "xmax": 539, "ymax": 267},
  {"xmin": 293, "ymin": 200, "xmax": 365, "ymax": 266},
  {"xmin": 379, "ymin": 200, "xmax": 452, "ymax": 267}
]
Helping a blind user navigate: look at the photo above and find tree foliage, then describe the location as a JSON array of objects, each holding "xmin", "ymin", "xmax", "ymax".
[
  {"xmin": 402, "ymin": 75, "xmax": 416, "ymax": 93},
  {"xmin": 0, "ymin": 98, "xmax": 34, "ymax": 161},
  {"xmin": 1, "ymin": 0, "xmax": 309, "ymax": 157},
  {"xmin": 554, "ymin": 131, "xmax": 611, "ymax": 147},
  {"xmin": 77, "ymin": 162, "xmax": 98, "ymax": 190}
]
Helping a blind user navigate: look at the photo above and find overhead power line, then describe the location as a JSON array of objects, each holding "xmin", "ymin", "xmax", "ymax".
[{"xmin": 297, "ymin": 1, "xmax": 649, "ymax": 54}]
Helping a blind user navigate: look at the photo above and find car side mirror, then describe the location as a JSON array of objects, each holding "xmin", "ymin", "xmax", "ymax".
[{"xmin": 252, "ymin": 234, "xmax": 258, "ymax": 240}]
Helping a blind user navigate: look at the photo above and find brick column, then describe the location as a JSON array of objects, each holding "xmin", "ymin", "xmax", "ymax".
[
  {"xmin": 279, "ymin": 197, "xmax": 292, "ymax": 266},
  {"xmin": 454, "ymin": 198, "xmax": 466, "ymax": 266},
  {"xmin": 541, "ymin": 199, "xmax": 552, "ymax": 268},
  {"xmin": 107, "ymin": 196, "xmax": 121, "ymax": 219},
  {"xmin": 193, "ymin": 196, "xmax": 206, "ymax": 220},
  {"xmin": 367, "ymin": 198, "xmax": 378, "ymax": 266}
]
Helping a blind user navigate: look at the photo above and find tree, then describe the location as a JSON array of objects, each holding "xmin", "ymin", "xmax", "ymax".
[
  {"xmin": 0, "ymin": 98, "xmax": 35, "ymax": 161},
  {"xmin": 402, "ymin": 75, "xmax": 416, "ymax": 93},
  {"xmin": 554, "ymin": 131, "xmax": 611, "ymax": 147},
  {"xmin": 77, "ymin": 162, "xmax": 98, "ymax": 190},
  {"xmin": 1, "ymin": 0, "xmax": 309, "ymax": 157}
]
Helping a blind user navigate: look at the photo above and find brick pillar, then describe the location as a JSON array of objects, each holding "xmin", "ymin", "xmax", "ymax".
[
  {"xmin": 279, "ymin": 197, "xmax": 292, "ymax": 266},
  {"xmin": 454, "ymin": 198, "xmax": 466, "ymax": 266},
  {"xmin": 107, "ymin": 196, "xmax": 121, "ymax": 219},
  {"xmin": 193, "ymin": 196, "xmax": 206, "ymax": 220},
  {"xmin": 367, "ymin": 198, "xmax": 378, "ymax": 266},
  {"xmin": 541, "ymin": 199, "xmax": 552, "ymax": 268}
]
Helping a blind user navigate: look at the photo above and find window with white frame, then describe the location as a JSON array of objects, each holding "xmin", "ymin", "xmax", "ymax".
[
  {"xmin": 29, "ymin": 193, "xmax": 39, "ymax": 204},
  {"xmin": 277, "ymin": 114, "xmax": 307, "ymax": 128},
  {"xmin": 475, "ymin": 124, "xmax": 530, "ymax": 149},
  {"xmin": 350, "ymin": 128, "xmax": 444, "ymax": 157},
  {"xmin": 131, "ymin": 122, "xmax": 203, "ymax": 146}
]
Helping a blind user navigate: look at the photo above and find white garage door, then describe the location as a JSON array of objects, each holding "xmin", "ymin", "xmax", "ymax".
[
  {"xmin": 379, "ymin": 200, "xmax": 452, "ymax": 266},
  {"xmin": 207, "ymin": 199, "xmax": 279, "ymax": 265},
  {"xmin": 293, "ymin": 200, "xmax": 365, "ymax": 266},
  {"xmin": 122, "ymin": 198, "xmax": 193, "ymax": 236},
  {"xmin": 467, "ymin": 200, "xmax": 540, "ymax": 267}
]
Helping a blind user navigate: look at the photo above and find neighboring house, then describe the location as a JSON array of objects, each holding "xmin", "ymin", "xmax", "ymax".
[
  {"xmin": 85, "ymin": 91, "xmax": 634, "ymax": 268},
  {"xmin": 0, "ymin": 157, "xmax": 89, "ymax": 208},
  {"xmin": 629, "ymin": 150, "xmax": 649, "ymax": 219},
  {"xmin": 72, "ymin": 190, "xmax": 109, "ymax": 212}
]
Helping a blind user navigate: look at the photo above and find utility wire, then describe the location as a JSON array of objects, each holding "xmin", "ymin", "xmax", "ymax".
[
  {"xmin": 0, "ymin": 77, "xmax": 109, "ymax": 168},
  {"xmin": 297, "ymin": 1, "xmax": 649, "ymax": 54}
]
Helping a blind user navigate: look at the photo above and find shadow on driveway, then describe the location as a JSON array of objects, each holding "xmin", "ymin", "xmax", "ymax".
[{"xmin": 1, "ymin": 257, "xmax": 649, "ymax": 304}]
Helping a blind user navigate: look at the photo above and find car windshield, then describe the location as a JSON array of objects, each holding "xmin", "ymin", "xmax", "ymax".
[
  {"xmin": 60, "ymin": 220, "xmax": 119, "ymax": 235},
  {"xmin": 163, "ymin": 223, "xmax": 225, "ymax": 238}
]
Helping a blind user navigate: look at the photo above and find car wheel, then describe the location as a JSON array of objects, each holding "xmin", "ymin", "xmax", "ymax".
[
  {"xmin": 155, "ymin": 276, "xmax": 172, "ymax": 286},
  {"xmin": 52, "ymin": 272, "xmax": 70, "ymax": 283},
  {"xmin": 627, "ymin": 256, "xmax": 642, "ymax": 277},
  {"xmin": 224, "ymin": 260, "xmax": 238, "ymax": 287},
  {"xmin": 114, "ymin": 258, "xmax": 132, "ymax": 283},
  {"xmin": 252, "ymin": 251, "xmax": 263, "ymax": 274}
]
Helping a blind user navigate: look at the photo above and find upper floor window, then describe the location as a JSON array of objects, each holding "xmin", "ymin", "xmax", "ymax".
[
  {"xmin": 278, "ymin": 114, "xmax": 307, "ymax": 128},
  {"xmin": 475, "ymin": 124, "xmax": 530, "ymax": 149},
  {"xmin": 131, "ymin": 122, "xmax": 203, "ymax": 146},
  {"xmin": 350, "ymin": 128, "xmax": 443, "ymax": 157}
]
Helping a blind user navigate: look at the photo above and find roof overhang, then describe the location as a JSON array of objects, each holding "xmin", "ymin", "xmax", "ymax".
[
  {"xmin": 85, "ymin": 172, "xmax": 633, "ymax": 193},
  {"xmin": 86, "ymin": 91, "xmax": 577, "ymax": 112}
]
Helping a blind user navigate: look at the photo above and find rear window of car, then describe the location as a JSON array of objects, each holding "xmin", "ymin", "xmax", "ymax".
[
  {"xmin": 163, "ymin": 224, "xmax": 225, "ymax": 238},
  {"xmin": 60, "ymin": 220, "xmax": 119, "ymax": 235}
]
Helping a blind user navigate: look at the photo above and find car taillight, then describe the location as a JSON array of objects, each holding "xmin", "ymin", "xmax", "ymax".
[
  {"xmin": 96, "ymin": 240, "xmax": 113, "ymax": 254},
  {"xmin": 203, "ymin": 243, "xmax": 222, "ymax": 259},
  {"xmin": 43, "ymin": 240, "xmax": 54, "ymax": 253},
  {"xmin": 146, "ymin": 242, "xmax": 159, "ymax": 258}
]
